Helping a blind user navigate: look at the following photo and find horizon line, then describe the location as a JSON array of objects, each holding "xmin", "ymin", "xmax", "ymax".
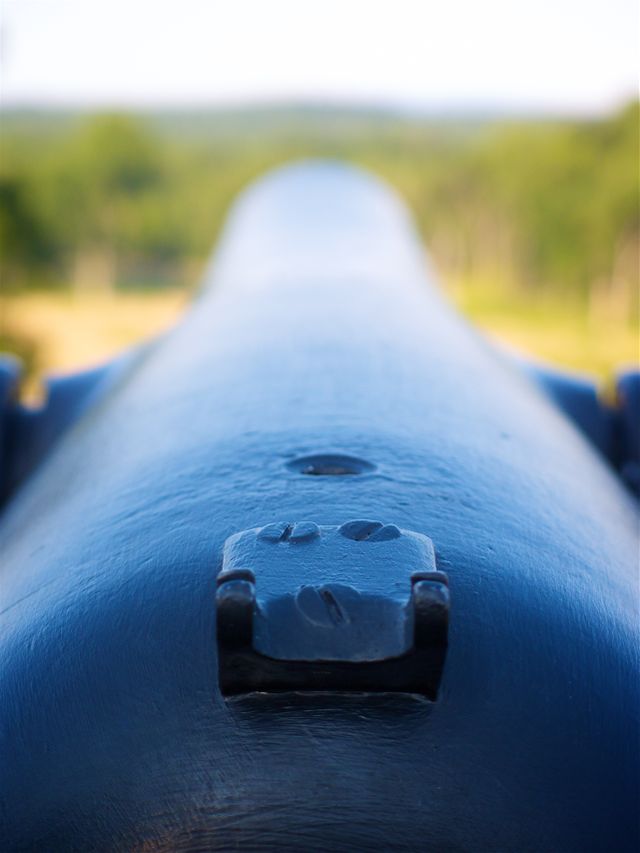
[{"xmin": 1, "ymin": 92, "xmax": 637, "ymax": 120}]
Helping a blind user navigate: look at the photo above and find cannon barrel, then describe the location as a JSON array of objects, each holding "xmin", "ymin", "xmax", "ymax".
[{"xmin": 1, "ymin": 162, "xmax": 638, "ymax": 851}]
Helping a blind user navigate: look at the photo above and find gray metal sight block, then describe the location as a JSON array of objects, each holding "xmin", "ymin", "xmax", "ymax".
[{"xmin": 216, "ymin": 520, "xmax": 450, "ymax": 698}]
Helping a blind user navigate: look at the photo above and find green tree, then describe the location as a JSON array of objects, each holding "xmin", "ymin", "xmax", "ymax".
[
  {"xmin": 0, "ymin": 175, "xmax": 52, "ymax": 286},
  {"xmin": 50, "ymin": 114, "xmax": 164, "ymax": 289}
]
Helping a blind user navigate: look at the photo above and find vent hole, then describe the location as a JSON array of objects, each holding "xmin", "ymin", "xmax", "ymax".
[{"xmin": 287, "ymin": 454, "xmax": 376, "ymax": 476}]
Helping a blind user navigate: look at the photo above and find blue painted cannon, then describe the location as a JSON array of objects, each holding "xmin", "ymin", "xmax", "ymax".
[{"xmin": 1, "ymin": 162, "xmax": 638, "ymax": 851}]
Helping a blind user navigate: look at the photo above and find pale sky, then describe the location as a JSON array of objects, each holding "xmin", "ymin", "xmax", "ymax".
[{"xmin": 1, "ymin": 0, "xmax": 638, "ymax": 112}]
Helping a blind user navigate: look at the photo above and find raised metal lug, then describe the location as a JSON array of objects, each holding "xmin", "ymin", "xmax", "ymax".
[{"xmin": 216, "ymin": 520, "xmax": 450, "ymax": 699}]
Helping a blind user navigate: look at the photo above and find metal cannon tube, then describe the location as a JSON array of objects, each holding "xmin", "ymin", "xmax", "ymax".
[{"xmin": 1, "ymin": 162, "xmax": 638, "ymax": 851}]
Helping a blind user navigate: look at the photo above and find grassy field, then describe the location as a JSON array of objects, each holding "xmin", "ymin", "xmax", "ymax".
[
  {"xmin": 1, "ymin": 289, "xmax": 191, "ymax": 399},
  {"xmin": 450, "ymin": 277, "xmax": 639, "ymax": 379},
  {"xmin": 1, "ymin": 281, "xmax": 637, "ymax": 401}
]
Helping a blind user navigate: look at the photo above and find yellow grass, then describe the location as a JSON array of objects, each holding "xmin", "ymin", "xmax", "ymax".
[
  {"xmin": 1, "ymin": 289, "xmax": 191, "ymax": 399},
  {"xmin": 446, "ymin": 272, "xmax": 638, "ymax": 379},
  {"xmin": 1, "ymin": 284, "xmax": 637, "ymax": 402}
]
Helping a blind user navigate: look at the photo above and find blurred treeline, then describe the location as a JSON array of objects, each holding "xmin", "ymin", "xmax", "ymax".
[{"xmin": 1, "ymin": 102, "xmax": 638, "ymax": 315}]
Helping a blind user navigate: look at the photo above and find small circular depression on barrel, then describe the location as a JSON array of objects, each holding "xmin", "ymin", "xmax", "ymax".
[{"xmin": 287, "ymin": 453, "xmax": 376, "ymax": 476}]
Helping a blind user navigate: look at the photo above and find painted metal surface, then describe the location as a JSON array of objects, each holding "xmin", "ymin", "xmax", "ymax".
[
  {"xmin": 216, "ymin": 520, "xmax": 449, "ymax": 697},
  {"xmin": 1, "ymin": 162, "xmax": 638, "ymax": 851},
  {"xmin": 520, "ymin": 359, "xmax": 640, "ymax": 494}
]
